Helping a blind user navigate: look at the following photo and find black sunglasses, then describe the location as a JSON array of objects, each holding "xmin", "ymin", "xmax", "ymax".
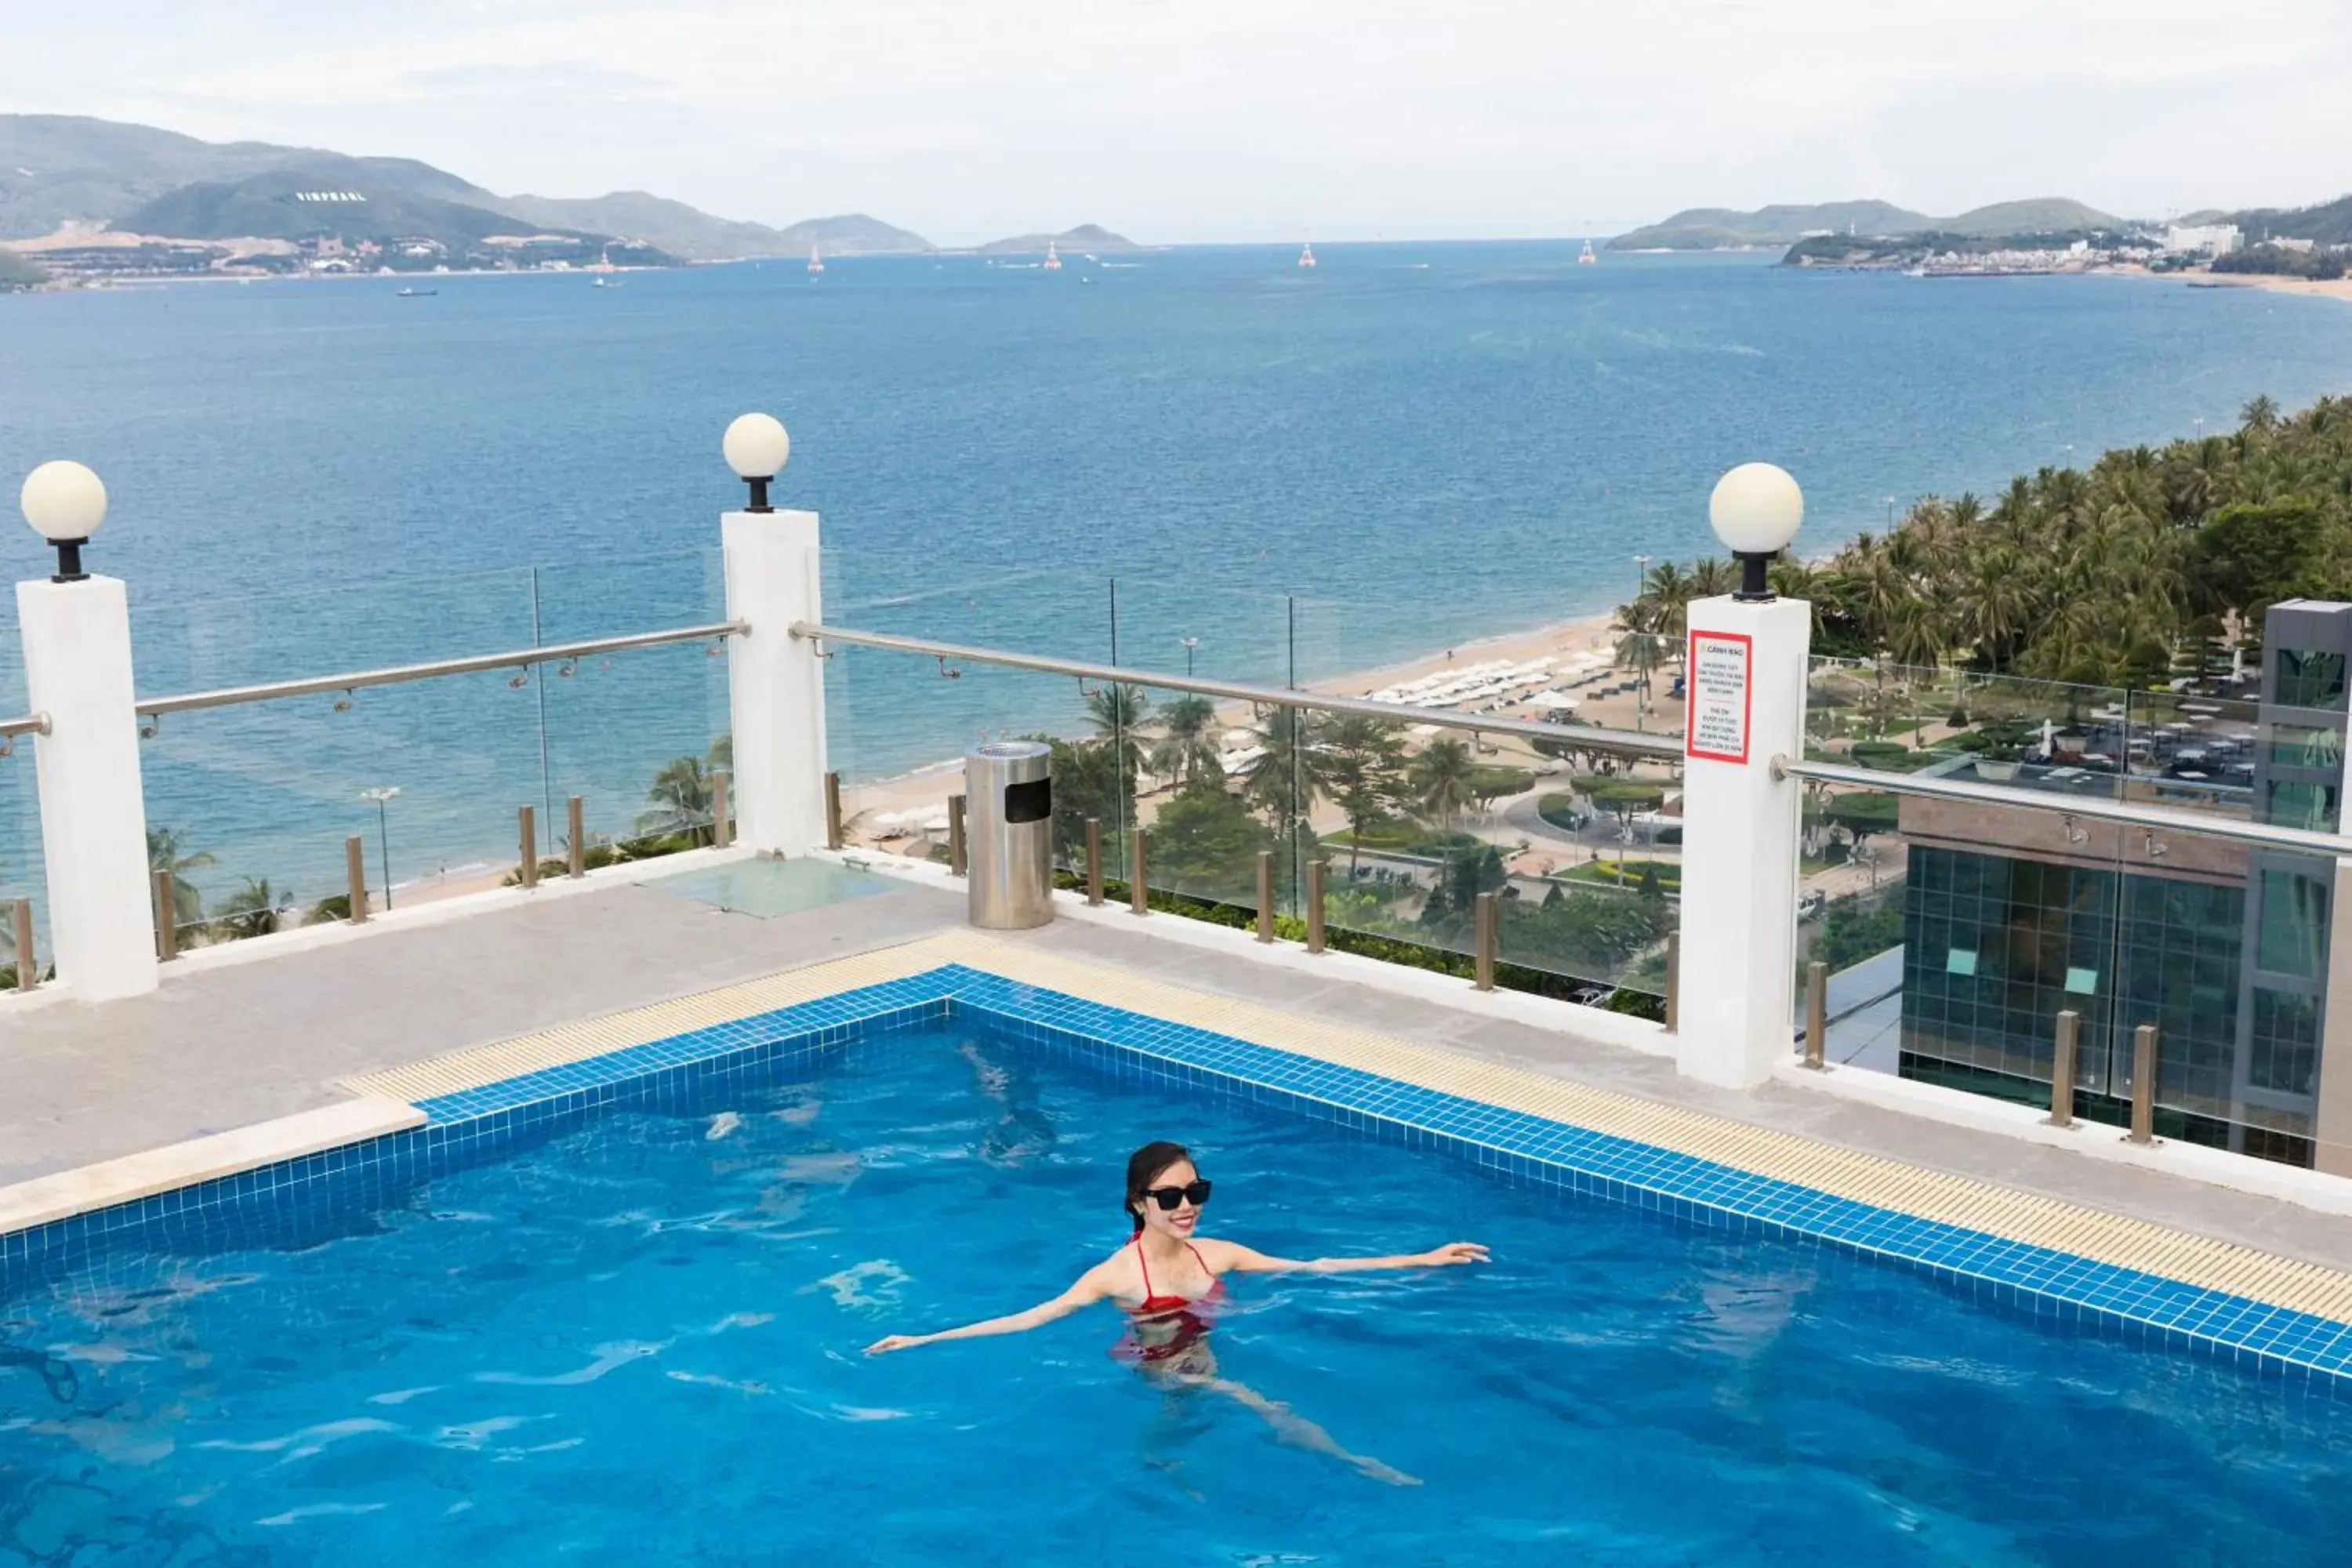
[{"xmin": 1142, "ymin": 1179, "xmax": 1214, "ymax": 1210}]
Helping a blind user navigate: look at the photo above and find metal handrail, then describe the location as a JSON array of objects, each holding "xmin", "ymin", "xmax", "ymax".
[
  {"xmin": 135, "ymin": 620, "xmax": 746, "ymax": 718},
  {"xmin": 790, "ymin": 621, "xmax": 1686, "ymax": 759},
  {"xmin": 0, "ymin": 713, "xmax": 49, "ymax": 739},
  {"xmin": 1780, "ymin": 756, "xmax": 2352, "ymax": 859}
]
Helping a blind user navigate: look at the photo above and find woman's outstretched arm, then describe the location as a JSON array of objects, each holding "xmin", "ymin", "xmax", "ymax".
[
  {"xmin": 1200, "ymin": 1239, "xmax": 1489, "ymax": 1274},
  {"xmin": 865, "ymin": 1269, "xmax": 1111, "ymax": 1354}
]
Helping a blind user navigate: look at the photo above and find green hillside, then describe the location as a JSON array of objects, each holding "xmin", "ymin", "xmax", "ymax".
[
  {"xmin": 1610, "ymin": 195, "xmax": 2124, "ymax": 252},
  {"xmin": 0, "ymin": 114, "xmax": 495, "ymax": 240},
  {"xmin": 978, "ymin": 223, "xmax": 1138, "ymax": 254},
  {"xmin": 2201, "ymin": 194, "xmax": 2352, "ymax": 247},
  {"xmin": 117, "ymin": 168, "xmax": 567, "ymax": 248}
]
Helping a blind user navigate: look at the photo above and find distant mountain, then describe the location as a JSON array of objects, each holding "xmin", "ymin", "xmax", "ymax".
[
  {"xmin": 2187, "ymin": 194, "xmax": 2352, "ymax": 247},
  {"xmin": 119, "ymin": 167, "xmax": 581, "ymax": 249},
  {"xmin": 978, "ymin": 223, "xmax": 1137, "ymax": 254},
  {"xmin": 0, "ymin": 114, "xmax": 493, "ymax": 240},
  {"xmin": 0, "ymin": 112, "xmax": 930, "ymax": 263},
  {"xmin": 1609, "ymin": 196, "xmax": 2125, "ymax": 251},
  {"xmin": 774, "ymin": 213, "xmax": 933, "ymax": 254},
  {"xmin": 492, "ymin": 198, "xmax": 929, "ymax": 260}
]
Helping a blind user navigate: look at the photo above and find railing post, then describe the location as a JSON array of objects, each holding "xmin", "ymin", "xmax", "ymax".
[
  {"xmin": 2128, "ymin": 1022, "xmax": 2159, "ymax": 1144},
  {"xmin": 518, "ymin": 804, "xmax": 539, "ymax": 889},
  {"xmin": 1473, "ymin": 891, "xmax": 1497, "ymax": 991},
  {"xmin": 567, "ymin": 796, "xmax": 586, "ymax": 878},
  {"xmin": 1673, "ymin": 586, "xmax": 1812, "ymax": 1089},
  {"xmin": 11, "ymin": 898, "xmax": 37, "ymax": 991},
  {"xmin": 345, "ymin": 834, "xmax": 369, "ymax": 923},
  {"xmin": 17, "ymin": 559, "xmax": 158, "ymax": 1000},
  {"xmin": 946, "ymin": 794, "xmax": 967, "ymax": 876},
  {"xmin": 721, "ymin": 488, "xmax": 828, "ymax": 855},
  {"xmin": 1128, "ymin": 829, "xmax": 1148, "ymax": 915},
  {"xmin": 1305, "ymin": 858, "xmax": 1327, "ymax": 953},
  {"xmin": 824, "ymin": 771, "xmax": 844, "ymax": 851},
  {"xmin": 712, "ymin": 771, "xmax": 732, "ymax": 850},
  {"xmin": 2046, "ymin": 1009, "xmax": 2079, "ymax": 1127},
  {"xmin": 1802, "ymin": 960, "xmax": 1827, "ymax": 1069},
  {"xmin": 1255, "ymin": 850, "xmax": 1275, "ymax": 943},
  {"xmin": 1084, "ymin": 818, "xmax": 1104, "ymax": 906},
  {"xmin": 1664, "ymin": 931, "xmax": 1680, "ymax": 1033},
  {"xmin": 153, "ymin": 870, "xmax": 178, "ymax": 962}
]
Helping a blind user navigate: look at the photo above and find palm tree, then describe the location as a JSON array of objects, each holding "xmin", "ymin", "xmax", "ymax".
[
  {"xmin": 1086, "ymin": 683, "xmax": 1152, "ymax": 780},
  {"xmin": 1241, "ymin": 706, "xmax": 1325, "ymax": 847},
  {"xmin": 1148, "ymin": 695, "xmax": 1220, "ymax": 786},
  {"xmin": 147, "ymin": 826, "xmax": 212, "ymax": 928},
  {"xmin": 212, "ymin": 877, "xmax": 296, "ymax": 941},
  {"xmin": 1687, "ymin": 557, "xmax": 1737, "ymax": 600},
  {"xmin": 1409, "ymin": 737, "xmax": 1476, "ymax": 827},
  {"xmin": 639, "ymin": 754, "xmax": 715, "ymax": 844}
]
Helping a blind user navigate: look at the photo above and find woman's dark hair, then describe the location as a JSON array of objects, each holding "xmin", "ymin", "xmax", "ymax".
[{"xmin": 1124, "ymin": 1141, "xmax": 1192, "ymax": 1232}]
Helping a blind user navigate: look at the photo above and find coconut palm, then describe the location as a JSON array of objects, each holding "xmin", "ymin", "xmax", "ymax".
[
  {"xmin": 1086, "ymin": 683, "xmax": 1152, "ymax": 780},
  {"xmin": 1409, "ymin": 737, "xmax": 1476, "ymax": 827},
  {"xmin": 212, "ymin": 877, "xmax": 296, "ymax": 941},
  {"xmin": 1148, "ymin": 695, "xmax": 1221, "ymax": 786},
  {"xmin": 639, "ymin": 754, "xmax": 715, "ymax": 844},
  {"xmin": 1241, "ymin": 706, "xmax": 1325, "ymax": 847},
  {"xmin": 147, "ymin": 826, "xmax": 212, "ymax": 927}
]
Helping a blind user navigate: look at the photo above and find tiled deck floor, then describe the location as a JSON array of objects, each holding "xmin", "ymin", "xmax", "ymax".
[{"xmin": 5, "ymin": 864, "xmax": 2352, "ymax": 1279}]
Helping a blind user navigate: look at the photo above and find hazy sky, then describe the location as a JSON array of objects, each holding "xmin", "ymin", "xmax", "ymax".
[{"xmin": 9, "ymin": 0, "xmax": 2352, "ymax": 244}]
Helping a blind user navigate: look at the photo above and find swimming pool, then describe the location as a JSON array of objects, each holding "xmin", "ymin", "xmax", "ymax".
[{"xmin": 5, "ymin": 1018, "xmax": 2350, "ymax": 1565}]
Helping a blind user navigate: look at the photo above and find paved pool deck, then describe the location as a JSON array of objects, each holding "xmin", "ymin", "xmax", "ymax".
[{"xmin": 5, "ymin": 855, "xmax": 2350, "ymax": 1279}]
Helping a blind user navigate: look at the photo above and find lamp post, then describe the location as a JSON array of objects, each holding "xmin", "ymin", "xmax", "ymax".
[
  {"xmin": 1179, "ymin": 637, "xmax": 1200, "ymax": 678},
  {"xmin": 1708, "ymin": 463, "xmax": 1806, "ymax": 601},
  {"xmin": 19, "ymin": 461, "xmax": 107, "ymax": 582},
  {"xmin": 1882, "ymin": 495, "xmax": 1897, "ymax": 529},
  {"xmin": 1632, "ymin": 553, "xmax": 1650, "ymax": 601},
  {"xmin": 721, "ymin": 413, "xmax": 791, "ymax": 513},
  {"xmin": 358, "ymin": 786, "xmax": 399, "ymax": 909}
]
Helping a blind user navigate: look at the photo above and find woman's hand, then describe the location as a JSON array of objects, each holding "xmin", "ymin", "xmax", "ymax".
[
  {"xmin": 1414, "ymin": 1242, "xmax": 1490, "ymax": 1267},
  {"xmin": 864, "ymin": 1334, "xmax": 931, "ymax": 1355}
]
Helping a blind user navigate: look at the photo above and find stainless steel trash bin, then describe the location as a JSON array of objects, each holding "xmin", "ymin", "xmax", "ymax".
[{"xmin": 965, "ymin": 741, "xmax": 1054, "ymax": 930}]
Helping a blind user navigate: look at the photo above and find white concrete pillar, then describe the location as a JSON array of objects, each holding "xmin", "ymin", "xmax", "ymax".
[
  {"xmin": 1674, "ymin": 593, "xmax": 1812, "ymax": 1087},
  {"xmin": 16, "ymin": 575, "xmax": 157, "ymax": 1000},
  {"xmin": 720, "ymin": 508, "xmax": 828, "ymax": 855}
]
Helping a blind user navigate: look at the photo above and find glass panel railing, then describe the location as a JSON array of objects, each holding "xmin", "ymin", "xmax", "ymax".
[
  {"xmin": 132, "ymin": 570, "xmax": 544, "ymax": 931},
  {"xmin": 536, "ymin": 550, "xmax": 731, "ymax": 869},
  {"xmin": 0, "ymin": 638, "xmax": 43, "ymax": 984},
  {"xmin": 1797, "ymin": 659, "xmax": 2342, "ymax": 1166}
]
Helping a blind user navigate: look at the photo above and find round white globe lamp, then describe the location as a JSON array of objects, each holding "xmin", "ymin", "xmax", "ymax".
[
  {"xmin": 1708, "ymin": 462, "xmax": 1803, "ymax": 601},
  {"xmin": 722, "ymin": 413, "xmax": 791, "ymax": 513},
  {"xmin": 19, "ymin": 460, "xmax": 109, "ymax": 583}
]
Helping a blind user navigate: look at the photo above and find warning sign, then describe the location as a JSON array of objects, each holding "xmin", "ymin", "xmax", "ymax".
[{"xmin": 1686, "ymin": 630, "xmax": 1752, "ymax": 764}]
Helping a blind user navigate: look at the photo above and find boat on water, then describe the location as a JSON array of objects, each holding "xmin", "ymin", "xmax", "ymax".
[
  {"xmin": 1577, "ymin": 239, "xmax": 1597, "ymax": 265},
  {"xmin": 1298, "ymin": 242, "xmax": 1317, "ymax": 269},
  {"xmin": 807, "ymin": 245, "xmax": 825, "ymax": 276},
  {"xmin": 396, "ymin": 286, "xmax": 437, "ymax": 297},
  {"xmin": 1043, "ymin": 241, "xmax": 1063, "ymax": 271},
  {"xmin": 591, "ymin": 276, "xmax": 623, "ymax": 289}
]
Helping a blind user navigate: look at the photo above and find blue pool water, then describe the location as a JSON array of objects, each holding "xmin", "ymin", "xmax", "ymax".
[{"xmin": 5, "ymin": 1025, "xmax": 2352, "ymax": 1563}]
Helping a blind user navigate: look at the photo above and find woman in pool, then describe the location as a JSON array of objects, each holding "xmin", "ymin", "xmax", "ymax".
[{"xmin": 864, "ymin": 1141, "xmax": 1486, "ymax": 1482}]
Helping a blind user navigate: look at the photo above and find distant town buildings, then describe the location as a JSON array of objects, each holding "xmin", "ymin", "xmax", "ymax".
[{"xmin": 2164, "ymin": 223, "xmax": 2242, "ymax": 256}]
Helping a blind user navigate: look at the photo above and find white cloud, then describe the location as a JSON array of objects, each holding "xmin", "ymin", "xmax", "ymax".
[{"xmin": 5, "ymin": 0, "xmax": 2350, "ymax": 241}]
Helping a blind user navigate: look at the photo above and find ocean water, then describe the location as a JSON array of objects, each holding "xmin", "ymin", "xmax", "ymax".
[
  {"xmin": 3, "ymin": 245, "xmax": 2352, "ymax": 913},
  {"xmin": 3, "ymin": 1022, "xmax": 2347, "ymax": 1565}
]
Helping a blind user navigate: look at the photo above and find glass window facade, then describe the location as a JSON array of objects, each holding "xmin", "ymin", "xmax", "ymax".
[
  {"xmin": 1900, "ymin": 845, "xmax": 2316, "ymax": 1156},
  {"xmin": 2274, "ymin": 648, "xmax": 2348, "ymax": 711}
]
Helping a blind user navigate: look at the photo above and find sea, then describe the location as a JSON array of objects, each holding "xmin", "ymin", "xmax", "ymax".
[{"xmin": 3, "ymin": 242, "xmax": 2350, "ymax": 918}]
